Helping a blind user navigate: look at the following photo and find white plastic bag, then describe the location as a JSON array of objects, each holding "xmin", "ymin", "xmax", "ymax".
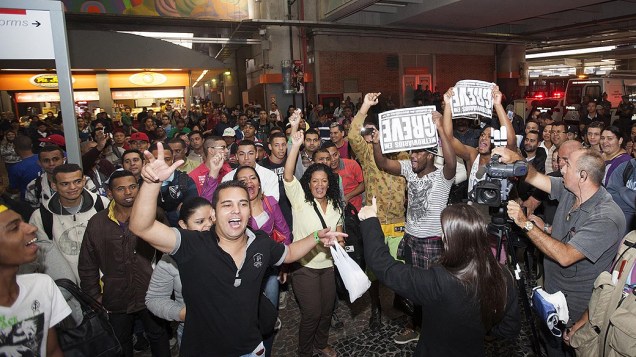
[{"xmin": 330, "ymin": 243, "xmax": 371, "ymax": 303}]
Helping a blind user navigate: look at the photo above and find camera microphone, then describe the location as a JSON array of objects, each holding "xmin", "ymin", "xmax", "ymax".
[{"xmin": 476, "ymin": 166, "xmax": 487, "ymax": 179}]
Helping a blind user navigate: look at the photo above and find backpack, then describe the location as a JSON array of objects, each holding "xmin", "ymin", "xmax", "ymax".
[
  {"xmin": 570, "ymin": 230, "xmax": 636, "ymax": 357},
  {"xmin": 40, "ymin": 193, "xmax": 106, "ymax": 240}
]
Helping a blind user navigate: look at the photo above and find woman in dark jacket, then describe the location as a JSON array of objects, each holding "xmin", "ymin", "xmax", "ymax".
[{"xmin": 360, "ymin": 199, "xmax": 520, "ymax": 356}]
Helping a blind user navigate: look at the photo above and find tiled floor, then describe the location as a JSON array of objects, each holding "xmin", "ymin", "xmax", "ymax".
[{"xmin": 140, "ymin": 279, "xmax": 541, "ymax": 357}]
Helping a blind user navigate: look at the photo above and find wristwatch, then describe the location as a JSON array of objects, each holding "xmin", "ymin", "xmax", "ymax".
[{"xmin": 522, "ymin": 221, "xmax": 534, "ymax": 232}]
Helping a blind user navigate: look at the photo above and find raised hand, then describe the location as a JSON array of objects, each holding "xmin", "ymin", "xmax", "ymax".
[
  {"xmin": 371, "ymin": 127, "xmax": 380, "ymax": 144},
  {"xmin": 364, "ymin": 92, "xmax": 381, "ymax": 106},
  {"xmin": 207, "ymin": 152, "xmax": 225, "ymax": 176},
  {"xmin": 358, "ymin": 196, "xmax": 378, "ymax": 221},
  {"xmin": 291, "ymin": 130, "xmax": 304, "ymax": 147},
  {"xmin": 492, "ymin": 85, "xmax": 503, "ymax": 106},
  {"xmin": 444, "ymin": 87, "xmax": 454, "ymax": 105},
  {"xmin": 141, "ymin": 142, "xmax": 184, "ymax": 183},
  {"xmin": 289, "ymin": 108, "xmax": 302, "ymax": 129},
  {"xmin": 432, "ymin": 111, "xmax": 442, "ymax": 130}
]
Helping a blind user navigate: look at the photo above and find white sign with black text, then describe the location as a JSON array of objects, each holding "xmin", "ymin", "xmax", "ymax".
[
  {"xmin": 0, "ymin": 8, "xmax": 54, "ymax": 59},
  {"xmin": 450, "ymin": 80, "xmax": 494, "ymax": 119},
  {"xmin": 379, "ymin": 106, "xmax": 438, "ymax": 154}
]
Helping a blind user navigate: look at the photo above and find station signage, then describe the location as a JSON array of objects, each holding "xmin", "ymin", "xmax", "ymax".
[{"xmin": 0, "ymin": 8, "xmax": 54, "ymax": 59}]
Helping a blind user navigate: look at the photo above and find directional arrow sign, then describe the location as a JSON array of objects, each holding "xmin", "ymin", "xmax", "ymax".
[{"xmin": 0, "ymin": 8, "xmax": 54, "ymax": 59}]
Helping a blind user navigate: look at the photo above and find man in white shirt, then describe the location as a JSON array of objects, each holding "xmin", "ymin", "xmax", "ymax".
[{"xmin": 221, "ymin": 140, "xmax": 280, "ymax": 200}]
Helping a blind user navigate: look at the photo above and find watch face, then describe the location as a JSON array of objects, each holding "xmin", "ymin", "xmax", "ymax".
[{"xmin": 525, "ymin": 222, "xmax": 534, "ymax": 231}]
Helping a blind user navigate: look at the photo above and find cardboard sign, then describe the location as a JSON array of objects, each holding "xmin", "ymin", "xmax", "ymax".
[
  {"xmin": 379, "ymin": 106, "xmax": 438, "ymax": 154},
  {"xmin": 450, "ymin": 80, "xmax": 494, "ymax": 119}
]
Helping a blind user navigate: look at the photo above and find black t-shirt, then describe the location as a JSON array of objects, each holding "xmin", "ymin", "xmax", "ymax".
[
  {"xmin": 259, "ymin": 158, "xmax": 293, "ymax": 230},
  {"xmin": 171, "ymin": 228, "xmax": 287, "ymax": 356}
]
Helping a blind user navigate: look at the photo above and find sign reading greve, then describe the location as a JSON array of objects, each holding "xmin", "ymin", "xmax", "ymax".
[
  {"xmin": 379, "ymin": 106, "xmax": 438, "ymax": 154},
  {"xmin": 450, "ymin": 80, "xmax": 495, "ymax": 119}
]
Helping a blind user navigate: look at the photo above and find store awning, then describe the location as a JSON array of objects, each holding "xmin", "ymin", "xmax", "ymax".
[{"xmin": 0, "ymin": 30, "xmax": 224, "ymax": 70}]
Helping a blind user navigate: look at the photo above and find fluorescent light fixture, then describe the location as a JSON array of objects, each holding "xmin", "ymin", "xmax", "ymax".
[
  {"xmin": 119, "ymin": 31, "xmax": 194, "ymax": 49},
  {"xmin": 526, "ymin": 46, "xmax": 616, "ymax": 59},
  {"xmin": 224, "ymin": 71, "xmax": 231, "ymax": 75}
]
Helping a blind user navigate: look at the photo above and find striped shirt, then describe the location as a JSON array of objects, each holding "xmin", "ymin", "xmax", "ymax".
[{"xmin": 400, "ymin": 160, "xmax": 454, "ymax": 238}]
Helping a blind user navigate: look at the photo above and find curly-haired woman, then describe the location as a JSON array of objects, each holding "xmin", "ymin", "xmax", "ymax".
[{"xmin": 284, "ymin": 123, "xmax": 343, "ymax": 357}]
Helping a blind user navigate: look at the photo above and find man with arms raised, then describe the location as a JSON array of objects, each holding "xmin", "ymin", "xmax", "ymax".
[
  {"xmin": 129, "ymin": 144, "xmax": 344, "ymax": 356},
  {"xmin": 372, "ymin": 106, "xmax": 456, "ymax": 344}
]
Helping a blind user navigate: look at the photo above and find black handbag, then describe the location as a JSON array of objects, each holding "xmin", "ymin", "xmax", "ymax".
[{"xmin": 55, "ymin": 279, "xmax": 122, "ymax": 357}]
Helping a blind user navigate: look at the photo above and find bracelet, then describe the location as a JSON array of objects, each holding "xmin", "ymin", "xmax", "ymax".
[{"xmin": 314, "ymin": 231, "xmax": 320, "ymax": 244}]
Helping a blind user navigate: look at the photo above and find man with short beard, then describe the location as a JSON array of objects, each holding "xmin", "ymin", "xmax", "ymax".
[
  {"xmin": 168, "ymin": 138, "xmax": 198, "ymax": 174},
  {"xmin": 79, "ymin": 169, "xmax": 170, "ymax": 357},
  {"xmin": 188, "ymin": 136, "xmax": 232, "ymax": 195},
  {"xmin": 518, "ymin": 130, "xmax": 547, "ymax": 201},
  {"xmin": 122, "ymin": 150, "xmax": 144, "ymax": 183}
]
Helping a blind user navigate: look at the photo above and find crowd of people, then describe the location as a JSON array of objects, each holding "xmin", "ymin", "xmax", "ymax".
[{"xmin": 0, "ymin": 86, "xmax": 634, "ymax": 357}]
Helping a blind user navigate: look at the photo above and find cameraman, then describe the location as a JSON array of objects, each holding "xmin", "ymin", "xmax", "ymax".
[{"xmin": 494, "ymin": 146, "xmax": 625, "ymax": 357}]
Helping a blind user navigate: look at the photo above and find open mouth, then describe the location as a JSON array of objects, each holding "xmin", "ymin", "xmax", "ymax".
[
  {"xmin": 26, "ymin": 237, "xmax": 37, "ymax": 246},
  {"xmin": 228, "ymin": 218, "xmax": 241, "ymax": 228}
]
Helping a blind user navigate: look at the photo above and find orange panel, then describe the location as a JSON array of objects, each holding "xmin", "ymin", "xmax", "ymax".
[
  {"xmin": 259, "ymin": 73, "xmax": 283, "ymax": 84},
  {"xmin": 109, "ymin": 72, "xmax": 189, "ymax": 88},
  {"xmin": 0, "ymin": 73, "xmax": 97, "ymax": 91},
  {"xmin": 404, "ymin": 67, "xmax": 429, "ymax": 75}
]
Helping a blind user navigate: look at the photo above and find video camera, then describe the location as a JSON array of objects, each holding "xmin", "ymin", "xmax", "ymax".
[
  {"xmin": 469, "ymin": 127, "xmax": 528, "ymax": 207},
  {"xmin": 470, "ymin": 155, "xmax": 527, "ymax": 207}
]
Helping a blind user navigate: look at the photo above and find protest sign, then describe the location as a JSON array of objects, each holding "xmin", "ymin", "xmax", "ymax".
[
  {"xmin": 378, "ymin": 106, "xmax": 438, "ymax": 154},
  {"xmin": 450, "ymin": 80, "xmax": 494, "ymax": 119}
]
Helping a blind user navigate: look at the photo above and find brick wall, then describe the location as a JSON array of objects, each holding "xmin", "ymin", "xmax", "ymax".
[
  {"xmin": 318, "ymin": 51, "xmax": 400, "ymax": 100},
  {"xmin": 435, "ymin": 54, "xmax": 495, "ymax": 92}
]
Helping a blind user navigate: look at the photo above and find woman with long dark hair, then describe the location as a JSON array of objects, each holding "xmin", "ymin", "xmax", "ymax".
[
  {"xmin": 284, "ymin": 126, "xmax": 344, "ymax": 357},
  {"xmin": 360, "ymin": 200, "xmax": 520, "ymax": 356}
]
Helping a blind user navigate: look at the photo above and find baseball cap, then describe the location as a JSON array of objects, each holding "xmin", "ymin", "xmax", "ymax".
[
  {"xmin": 222, "ymin": 128, "xmax": 236, "ymax": 137},
  {"xmin": 245, "ymin": 120, "xmax": 258, "ymax": 128},
  {"xmin": 130, "ymin": 132, "xmax": 149, "ymax": 142},
  {"xmin": 39, "ymin": 134, "xmax": 65, "ymax": 147}
]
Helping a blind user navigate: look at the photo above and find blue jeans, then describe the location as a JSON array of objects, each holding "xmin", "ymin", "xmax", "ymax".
[{"xmin": 262, "ymin": 269, "xmax": 279, "ymax": 357}]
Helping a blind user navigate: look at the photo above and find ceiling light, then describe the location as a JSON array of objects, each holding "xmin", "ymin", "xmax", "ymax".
[{"xmin": 526, "ymin": 46, "xmax": 617, "ymax": 59}]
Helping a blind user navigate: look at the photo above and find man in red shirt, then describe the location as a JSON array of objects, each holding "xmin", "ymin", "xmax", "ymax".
[
  {"xmin": 188, "ymin": 136, "xmax": 232, "ymax": 195},
  {"xmin": 322, "ymin": 141, "xmax": 365, "ymax": 210}
]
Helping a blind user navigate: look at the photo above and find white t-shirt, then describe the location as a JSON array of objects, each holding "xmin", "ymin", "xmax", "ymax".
[
  {"xmin": 400, "ymin": 160, "xmax": 454, "ymax": 238},
  {"xmin": 0, "ymin": 274, "xmax": 71, "ymax": 356}
]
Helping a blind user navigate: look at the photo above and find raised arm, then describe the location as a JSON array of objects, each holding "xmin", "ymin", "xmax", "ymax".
[
  {"xmin": 492, "ymin": 85, "xmax": 517, "ymax": 150},
  {"xmin": 349, "ymin": 93, "xmax": 380, "ymax": 141},
  {"xmin": 129, "ymin": 143, "xmax": 184, "ymax": 253},
  {"xmin": 200, "ymin": 152, "xmax": 224, "ymax": 202},
  {"xmin": 433, "ymin": 110, "xmax": 456, "ymax": 180},
  {"xmin": 284, "ymin": 227, "xmax": 347, "ymax": 263},
  {"xmin": 442, "ymin": 87, "xmax": 478, "ymax": 164},
  {"xmin": 285, "ymin": 129, "xmax": 304, "ymax": 183},
  {"xmin": 371, "ymin": 130, "xmax": 402, "ymax": 175}
]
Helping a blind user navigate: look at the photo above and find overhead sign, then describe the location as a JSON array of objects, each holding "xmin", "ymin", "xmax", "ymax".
[
  {"xmin": 379, "ymin": 106, "xmax": 438, "ymax": 154},
  {"xmin": 450, "ymin": 80, "xmax": 494, "ymax": 119},
  {"xmin": 0, "ymin": 8, "xmax": 54, "ymax": 59}
]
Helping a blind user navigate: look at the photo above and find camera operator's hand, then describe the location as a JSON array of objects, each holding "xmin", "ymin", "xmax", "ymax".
[
  {"xmin": 492, "ymin": 147, "xmax": 522, "ymax": 163},
  {"xmin": 506, "ymin": 200, "xmax": 528, "ymax": 227},
  {"xmin": 528, "ymin": 214, "xmax": 547, "ymax": 233}
]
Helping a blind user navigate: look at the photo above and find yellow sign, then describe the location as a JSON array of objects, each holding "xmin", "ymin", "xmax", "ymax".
[{"xmin": 29, "ymin": 74, "xmax": 59, "ymax": 88}]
